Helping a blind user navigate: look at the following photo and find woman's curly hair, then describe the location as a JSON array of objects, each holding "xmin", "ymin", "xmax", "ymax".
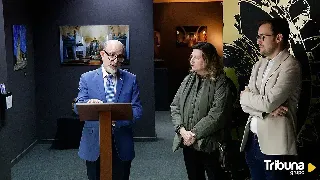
[{"xmin": 191, "ymin": 42, "xmax": 223, "ymax": 81}]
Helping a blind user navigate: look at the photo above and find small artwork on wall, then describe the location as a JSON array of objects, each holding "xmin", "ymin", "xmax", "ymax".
[
  {"xmin": 13, "ymin": 25, "xmax": 27, "ymax": 71},
  {"xmin": 59, "ymin": 25, "xmax": 129, "ymax": 66},
  {"xmin": 176, "ymin": 26, "xmax": 207, "ymax": 48},
  {"xmin": 154, "ymin": 31, "xmax": 161, "ymax": 60}
]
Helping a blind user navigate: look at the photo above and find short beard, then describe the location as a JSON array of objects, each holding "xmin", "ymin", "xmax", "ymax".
[
  {"xmin": 261, "ymin": 45, "xmax": 276, "ymax": 58},
  {"xmin": 105, "ymin": 65, "xmax": 117, "ymax": 75}
]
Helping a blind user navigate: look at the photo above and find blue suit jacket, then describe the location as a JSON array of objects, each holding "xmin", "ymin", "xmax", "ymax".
[{"xmin": 74, "ymin": 68, "xmax": 143, "ymax": 161}]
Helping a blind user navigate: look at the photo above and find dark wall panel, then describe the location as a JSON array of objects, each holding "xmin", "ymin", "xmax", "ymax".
[
  {"xmin": 0, "ymin": 0, "xmax": 36, "ymax": 172},
  {"xmin": 34, "ymin": 0, "xmax": 155, "ymax": 139},
  {"xmin": 153, "ymin": 2, "xmax": 223, "ymax": 103}
]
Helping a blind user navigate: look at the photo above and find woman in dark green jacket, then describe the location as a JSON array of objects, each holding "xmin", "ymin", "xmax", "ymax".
[{"xmin": 171, "ymin": 42, "xmax": 234, "ymax": 180}]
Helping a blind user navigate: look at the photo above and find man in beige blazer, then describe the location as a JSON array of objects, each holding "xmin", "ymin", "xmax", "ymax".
[{"xmin": 240, "ymin": 18, "xmax": 302, "ymax": 180}]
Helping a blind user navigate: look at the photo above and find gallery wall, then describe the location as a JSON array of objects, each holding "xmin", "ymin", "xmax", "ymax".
[
  {"xmin": 153, "ymin": 2, "xmax": 223, "ymax": 103},
  {"xmin": 0, "ymin": 2, "xmax": 6, "ymax": 84},
  {"xmin": 0, "ymin": 0, "xmax": 36, "ymax": 176},
  {"xmin": 2, "ymin": 1, "xmax": 319, "ymax": 177},
  {"xmin": 33, "ymin": 0, "xmax": 155, "ymax": 139},
  {"xmin": 0, "ymin": 0, "xmax": 10, "ymax": 178}
]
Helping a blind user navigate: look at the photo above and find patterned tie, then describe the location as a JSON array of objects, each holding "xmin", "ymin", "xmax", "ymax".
[{"xmin": 105, "ymin": 74, "xmax": 115, "ymax": 102}]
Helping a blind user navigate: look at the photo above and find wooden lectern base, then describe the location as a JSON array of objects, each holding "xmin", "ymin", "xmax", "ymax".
[
  {"xmin": 76, "ymin": 103, "xmax": 132, "ymax": 180},
  {"xmin": 99, "ymin": 111, "xmax": 112, "ymax": 180}
]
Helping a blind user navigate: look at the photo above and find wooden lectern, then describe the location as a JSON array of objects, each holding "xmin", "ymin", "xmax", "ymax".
[{"xmin": 76, "ymin": 103, "xmax": 132, "ymax": 180}]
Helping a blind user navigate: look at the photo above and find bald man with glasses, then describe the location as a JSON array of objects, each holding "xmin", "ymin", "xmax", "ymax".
[{"xmin": 73, "ymin": 40, "xmax": 143, "ymax": 180}]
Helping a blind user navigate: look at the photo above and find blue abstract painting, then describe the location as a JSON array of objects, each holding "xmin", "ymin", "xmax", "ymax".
[{"xmin": 13, "ymin": 25, "xmax": 27, "ymax": 71}]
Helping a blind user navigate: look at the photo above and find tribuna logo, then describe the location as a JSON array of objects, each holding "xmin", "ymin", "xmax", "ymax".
[{"xmin": 264, "ymin": 160, "xmax": 304, "ymax": 171}]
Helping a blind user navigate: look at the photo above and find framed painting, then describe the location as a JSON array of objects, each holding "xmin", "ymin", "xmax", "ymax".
[
  {"xmin": 154, "ymin": 31, "xmax": 161, "ymax": 59},
  {"xmin": 13, "ymin": 25, "xmax": 27, "ymax": 71},
  {"xmin": 176, "ymin": 26, "xmax": 207, "ymax": 47},
  {"xmin": 59, "ymin": 25, "xmax": 129, "ymax": 66}
]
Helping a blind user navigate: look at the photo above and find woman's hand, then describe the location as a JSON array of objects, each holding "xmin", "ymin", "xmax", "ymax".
[
  {"xmin": 180, "ymin": 127, "xmax": 196, "ymax": 146},
  {"xmin": 183, "ymin": 136, "xmax": 195, "ymax": 146}
]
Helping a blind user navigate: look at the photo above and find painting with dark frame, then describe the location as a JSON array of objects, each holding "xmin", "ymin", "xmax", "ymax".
[
  {"xmin": 59, "ymin": 25, "xmax": 129, "ymax": 66},
  {"xmin": 154, "ymin": 31, "xmax": 161, "ymax": 59},
  {"xmin": 13, "ymin": 25, "xmax": 27, "ymax": 71},
  {"xmin": 176, "ymin": 26, "xmax": 207, "ymax": 47}
]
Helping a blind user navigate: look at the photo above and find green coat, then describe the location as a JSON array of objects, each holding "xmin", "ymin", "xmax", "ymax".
[{"xmin": 171, "ymin": 72, "xmax": 234, "ymax": 152}]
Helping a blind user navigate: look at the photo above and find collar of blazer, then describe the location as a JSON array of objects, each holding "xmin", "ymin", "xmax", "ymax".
[
  {"xmin": 96, "ymin": 67, "xmax": 124, "ymax": 80},
  {"xmin": 259, "ymin": 49, "xmax": 290, "ymax": 94},
  {"xmin": 95, "ymin": 68, "xmax": 124, "ymax": 102}
]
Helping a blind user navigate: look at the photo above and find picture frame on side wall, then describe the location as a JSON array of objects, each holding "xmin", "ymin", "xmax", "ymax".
[
  {"xmin": 154, "ymin": 31, "xmax": 161, "ymax": 59},
  {"xmin": 13, "ymin": 25, "xmax": 27, "ymax": 71},
  {"xmin": 176, "ymin": 26, "xmax": 207, "ymax": 48}
]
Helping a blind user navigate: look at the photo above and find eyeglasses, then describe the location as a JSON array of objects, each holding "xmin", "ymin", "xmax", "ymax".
[
  {"xmin": 256, "ymin": 34, "xmax": 273, "ymax": 41},
  {"xmin": 104, "ymin": 50, "xmax": 125, "ymax": 62}
]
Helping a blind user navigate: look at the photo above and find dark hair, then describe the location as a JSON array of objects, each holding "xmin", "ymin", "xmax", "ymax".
[
  {"xmin": 191, "ymin": 42, "xmax": 223, "ymax": 80},
  {"xmin": 258, "ymin": 18, "xmax": 290, "ymax": 47}
]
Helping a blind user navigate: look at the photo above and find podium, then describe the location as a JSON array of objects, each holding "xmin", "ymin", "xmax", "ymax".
[{"xmin": 76, "ymin": 103, "xmax": 132, "ymax": 180}]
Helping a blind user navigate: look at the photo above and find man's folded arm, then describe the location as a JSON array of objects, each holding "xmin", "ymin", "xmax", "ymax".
[
  {"xmin": 241, "ymin": 105, "xmax": 265, "ymax": 119},
  {"xmin": 240, "ymin": 62, "xmax": 301, "ymax": 113}
]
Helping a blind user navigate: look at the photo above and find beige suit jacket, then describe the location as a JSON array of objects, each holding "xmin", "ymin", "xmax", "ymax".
[{"xmin": 240, "ymin": 49, "xmax": 301, "ymax": 155}]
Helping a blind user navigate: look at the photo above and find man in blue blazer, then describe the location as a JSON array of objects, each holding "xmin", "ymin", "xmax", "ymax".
[{"xmin": 74, "ymin": 40, "xmax": 143, "ymax": 180}]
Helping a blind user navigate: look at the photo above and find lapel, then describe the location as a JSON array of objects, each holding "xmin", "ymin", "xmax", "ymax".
[
  {"xmin": 260, "ymin": 50, "xmax": 290, "ymax": 95},
  {"xmin": 198, "ymin": 76, "xmax": 214, "ymax": 117},
  {"xmin": 95, "ymin": 68, "xmax": 106, "ymax": 101},
  {"xmin": 180, "ymin": 73, "xmax": 195, "ymax": 115},
  {"xmin": 256, "ymin": 59, "xmax": 268, "ymax": 92},
  {"xmin": 114, "ymin": 70, "xmax": 124, "ymax": 103}
]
